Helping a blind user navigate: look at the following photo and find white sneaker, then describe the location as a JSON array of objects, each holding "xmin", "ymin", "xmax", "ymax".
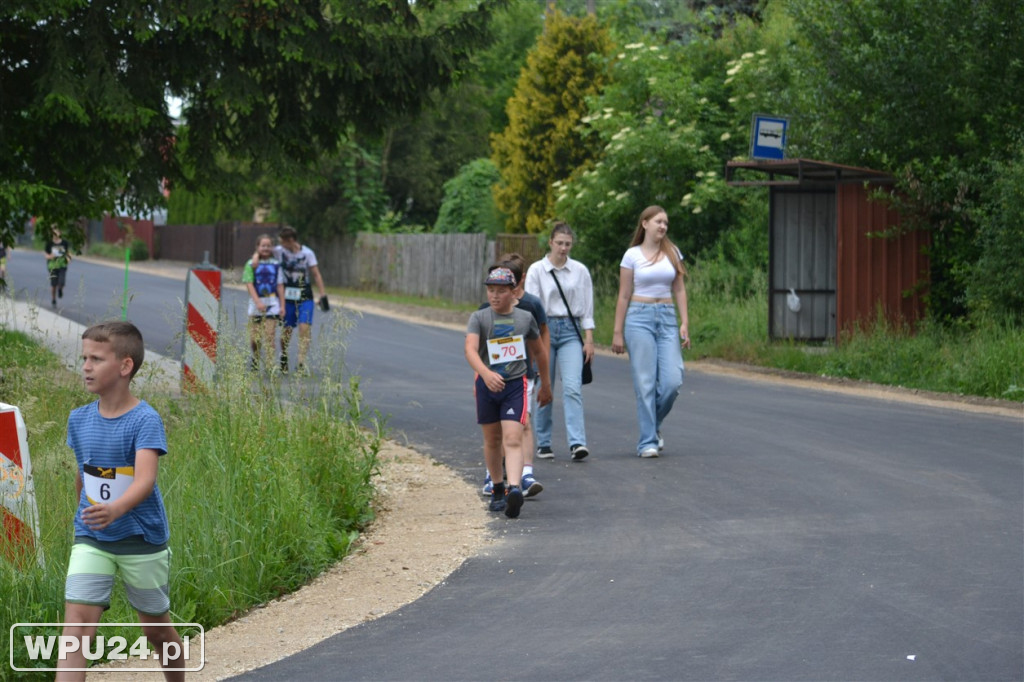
[
  {"xmin": 639, "ymin": 447, "xmax": 660, "ymax": 458},
  {"xmin": 657, "ymin": 432, "xmax": 664, "ymax": 451}
]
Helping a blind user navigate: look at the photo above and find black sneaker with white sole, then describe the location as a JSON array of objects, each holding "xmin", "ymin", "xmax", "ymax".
[
  {"xmin": 536, "ymin": 446, "xmax": 554, "ymax": 460},
  {"xmin": 570, "ymin": 444, "xmax": 589, "ymax": 461}
]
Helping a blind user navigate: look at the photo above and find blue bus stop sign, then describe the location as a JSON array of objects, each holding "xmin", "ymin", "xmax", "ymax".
[{"xmin": 750, "ymin": 114, "xmax": 788, "ymax": 160}]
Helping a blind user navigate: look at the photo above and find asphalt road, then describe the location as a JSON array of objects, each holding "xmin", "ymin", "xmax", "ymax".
[{"xmin": 7, "ymin": 249, "xmax": 1022, "ymax": 680}]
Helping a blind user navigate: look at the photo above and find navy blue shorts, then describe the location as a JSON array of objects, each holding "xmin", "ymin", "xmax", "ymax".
[{"xmin": 474, "ymin": 374, "xmax": 527, "ymax": 425}]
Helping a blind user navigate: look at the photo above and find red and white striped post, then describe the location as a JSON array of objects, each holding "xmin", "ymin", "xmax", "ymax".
[
  {"xmin": 182, "ymin": 254, "xmax": 221, "ymax": 391},
  {"xmin": 0, "ymin": 403, "xmax": 44, "ymax": 567}
]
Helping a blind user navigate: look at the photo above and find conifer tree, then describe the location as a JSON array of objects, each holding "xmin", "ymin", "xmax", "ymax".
[{"xmin": 491, "ymin": 11, "xmax": 613, "ymax": 234}]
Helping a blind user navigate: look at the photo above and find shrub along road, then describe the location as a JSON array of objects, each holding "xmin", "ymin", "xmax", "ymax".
[{"xmin": 5, "ymin": 249, "xmax": 1022, "ymax": 680}]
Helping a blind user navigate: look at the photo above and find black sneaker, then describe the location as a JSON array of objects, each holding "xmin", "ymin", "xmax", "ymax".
[
  {"xmin": 58, "ymin": 287, "xmax": 63, "ymax": 299},
  {"xmin": 279, "ymin": 356, "xmax": 289, "ymax": 374},
  {"xmin": 570, "ymin": 444, "xmax": 589, "ymax": 461},
  {"xmin": 488, "ymin": 483, "xmax": 507, "ymax": 513},
  {"xmin": 51, "ymin": 298, "xmax": 57, "ymax": 307},
  {"xmin": 504, "ymin": 486, "xmax": 524, "ymax": 518},
  {"xmin": 536, "ymin": 446, "xmax": 554, "ymax": 460}
]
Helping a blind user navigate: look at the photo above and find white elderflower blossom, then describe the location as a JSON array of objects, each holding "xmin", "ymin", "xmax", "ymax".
[
  {"xmin": 611, "ymin": 127, "xmax": 632, "ymax": 140},
  {"xmin": 720, "ymin": 132, "xmax": 731, "ymax": 141},
  {"xmin": 692, "ymin": 206, "xmax": 703, "ymax": 214},
  {"xmin": 625, "ymin": 43, "xmax": 644, "ymax": 50}
]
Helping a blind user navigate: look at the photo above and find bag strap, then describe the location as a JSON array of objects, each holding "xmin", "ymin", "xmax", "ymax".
[{"xmin": 550, "ymin": 270, "xmax": 584, "ymax": 344}]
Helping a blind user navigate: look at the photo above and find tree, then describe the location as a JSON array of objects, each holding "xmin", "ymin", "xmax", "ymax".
[
  {"xmin": 434, "ymin": 158, "xmax": 505, "ymax": 237},
  {"xmin": 491, "ymin": 10, "xmax": 614, "ymax": 233},
  {"xmin": 781, "ymin": 0, "xmax": 1024, "ymax": 321},
  {"xmin": 0, "ymin": 0, "xmax": 507, "ymax": 247},
  {"xmin": 553, "ymin": 8, "xmax": 788, "ymax": 269}
]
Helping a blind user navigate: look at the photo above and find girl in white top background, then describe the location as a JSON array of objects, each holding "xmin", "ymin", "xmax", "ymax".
[
  {"xmin": 524, "ymin": 221, "xmax": 594, "ymax": 461},
  {"xmin": 611, "ymin": 205, "xmax": 690, "ymax": 458}
]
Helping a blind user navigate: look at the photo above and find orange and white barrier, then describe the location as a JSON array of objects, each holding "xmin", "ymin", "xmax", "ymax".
[
  {"xmin": 182, "ymin": 263, "xmax": 221, "ymax": 390},
  {"xmin": 0, "ymin": 403, "xmax": 44, "ymax": 567}
]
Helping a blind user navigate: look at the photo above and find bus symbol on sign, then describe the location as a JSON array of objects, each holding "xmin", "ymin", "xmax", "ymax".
[{"xmin": 750, "ymin": 114, "xmax": 788, "ymax": 160}]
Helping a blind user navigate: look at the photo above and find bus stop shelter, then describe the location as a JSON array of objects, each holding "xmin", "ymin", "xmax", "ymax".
[{"xmin": 725, "ymin": 159, "xmax": 929, "ymax": 342}]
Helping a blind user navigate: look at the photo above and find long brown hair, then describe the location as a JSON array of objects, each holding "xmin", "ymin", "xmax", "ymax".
[{"xmin": 629, "ymin": 205, "xmax": 686, "ymax": 277}]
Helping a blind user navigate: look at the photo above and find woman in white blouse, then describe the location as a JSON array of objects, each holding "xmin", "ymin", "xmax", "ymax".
[
  {"xmin": 611, "ymin": 206, "xmax": 690, "ymax": 458},
  {"xmin": 524, "ymin": 221, "xmax": 595, "ymax": 461}
]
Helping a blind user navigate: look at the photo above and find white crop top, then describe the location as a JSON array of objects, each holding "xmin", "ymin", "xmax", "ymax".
[{"xmin": 620, "ymin": 245, "xmax": 682, "ymax": 299}]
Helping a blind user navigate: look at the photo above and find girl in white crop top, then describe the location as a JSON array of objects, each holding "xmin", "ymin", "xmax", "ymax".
[{"xmin": 611, "ymin": 205, "xmax": 690, "ymax": 458}]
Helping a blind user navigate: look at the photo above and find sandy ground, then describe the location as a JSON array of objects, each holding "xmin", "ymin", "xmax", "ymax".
[
  {"xmin": 90, "ymin": 293, "xmax": 1020, "ymax": 679},
  {"xmin": 95, "ymin": 440, "xmax": 489, "ymax": 680}
]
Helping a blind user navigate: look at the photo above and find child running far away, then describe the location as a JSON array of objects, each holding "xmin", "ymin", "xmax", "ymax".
[
  {"xmin": 243, "ymin": 234, "xmax": 286, "ymax": 372},
  {"xmin": 478, "ymin": 254, "xmax": 549, "ymax": 499},
  {"xmin": 465, "ymin": 265, "xmax": 552, "ymax": 518},
  {"xmin": 57, "ymin": 321, "xmax": 185, "ymax": 681}
]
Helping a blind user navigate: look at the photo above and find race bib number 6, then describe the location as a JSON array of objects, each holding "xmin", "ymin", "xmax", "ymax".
[
  {"xmin": 486, "ymin": 335, "xmax": 526, "ymax": 366},
  {"xmin": 83, "ymin": 463, "xmax": 135, "ymax": 505}
]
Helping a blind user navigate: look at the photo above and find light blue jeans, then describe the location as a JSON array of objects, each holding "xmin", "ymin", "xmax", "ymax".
[
  {"xmin": 534, "ymin": 317, "xmax": 587, "ymax": 450},
  {"xmin": 624, "ymin": 303, "xmax": 684, "ymax": 454}
]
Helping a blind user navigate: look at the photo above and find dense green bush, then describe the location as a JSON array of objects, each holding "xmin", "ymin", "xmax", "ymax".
[{"xmin": 434, "ymin": 158, "xmax": 505, "ymax": 237}]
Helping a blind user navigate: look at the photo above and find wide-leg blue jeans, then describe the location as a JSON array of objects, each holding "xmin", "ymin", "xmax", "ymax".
[
  {"xmin": 624, "ymin": 303, "xmax": 684, "ymax": 454},
  {"xmin": 534, "ymin": 317, "xmax": 587, "ymax": 450}
]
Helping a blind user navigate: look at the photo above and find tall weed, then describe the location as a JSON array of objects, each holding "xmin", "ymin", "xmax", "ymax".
[{"xmin": 0, "ymin": 307, "xmax": 381, "ymax": 678}]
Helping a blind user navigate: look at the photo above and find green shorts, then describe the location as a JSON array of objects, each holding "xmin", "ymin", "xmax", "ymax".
[{"xmin": 65, "ymin": 543, "xmax": 172, "ymax": 616}]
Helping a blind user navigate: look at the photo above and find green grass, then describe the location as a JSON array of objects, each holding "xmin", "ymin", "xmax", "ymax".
[
  {"xmin": 0, "ymin": 317, "xmax": 381, "ymax": 679},
  {"xmin": 591, "ymin": 261, "xmax": 1021, "ymax": 402}
]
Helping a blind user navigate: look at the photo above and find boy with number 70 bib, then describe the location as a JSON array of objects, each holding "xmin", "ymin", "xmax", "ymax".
[
  {"xmin": 465, "ymin": 265, "xmax": 552, "ymax": 519},
  {"xmin": 57, "ymin": 321, "xmax": 185, "ymax": 681}
]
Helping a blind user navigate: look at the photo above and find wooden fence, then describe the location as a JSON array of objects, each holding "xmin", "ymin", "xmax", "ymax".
[{"xmin": 146, "ymin": 223, "xmax": 547, "ymax": 304}]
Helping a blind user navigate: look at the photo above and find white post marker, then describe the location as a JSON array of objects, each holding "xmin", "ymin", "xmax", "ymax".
[
  {"xmin": 0, "ymin": 403, "xmax": 44, "ymax": 567},
  {"xmin": 181, "ymin": 253, "xmax": 221, "ymax": 390}
]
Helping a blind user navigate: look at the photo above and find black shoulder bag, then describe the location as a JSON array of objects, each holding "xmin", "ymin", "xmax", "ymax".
[{"xmin": 550, "ymin": 270, "xmax": 593, "ymax": 385}]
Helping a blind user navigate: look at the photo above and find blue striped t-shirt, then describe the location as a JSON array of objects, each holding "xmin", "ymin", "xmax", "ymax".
[{"xmin": 66, "ymin": 400, "xmax": 170, "ymax": 545}]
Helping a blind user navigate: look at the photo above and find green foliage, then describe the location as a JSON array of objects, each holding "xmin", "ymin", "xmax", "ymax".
[
  {"xmin": 968, "ymin": 138, "xmax": 1024, "ymax": 322},
  {"xmin": 555, "ymin": 12, "xmax": 786, "ymax": 267},
  {"xmin": 166, "ymin": 187, "xmax": 254, "ymax": 224},
  {"xmin": 434, "ymin": 159, "xmax": 506, "ymax": 236},
  {"xmin": 379, "ymin": 87, "xmax": 495, "ymax": 228},
  {"xmin": 491, "ymin": 11, "xmax": 615, "ymax": 234},
  {"xmin": 272, "ymin": 135, "xmax": 390, "ymax": 238},
  {"xmin": 129, "ymin": 238, "xmax": 149, "ymax": 262},
  {"xmin": 0, "ymin": 0, "xmax": 507, "ymax": 248},
  {"xmin": 781, "ymin": 0, "xmax": 1024, "ymax": 322}
]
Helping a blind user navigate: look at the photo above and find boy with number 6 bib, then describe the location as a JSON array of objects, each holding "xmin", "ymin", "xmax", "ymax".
[
  {"xmin": 57, "ymin": 321, "xmax": 184, "ymax": 681},
  {"xmin": 465, "ymin": 265, "xmax": 552, "ymax": 519}
]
